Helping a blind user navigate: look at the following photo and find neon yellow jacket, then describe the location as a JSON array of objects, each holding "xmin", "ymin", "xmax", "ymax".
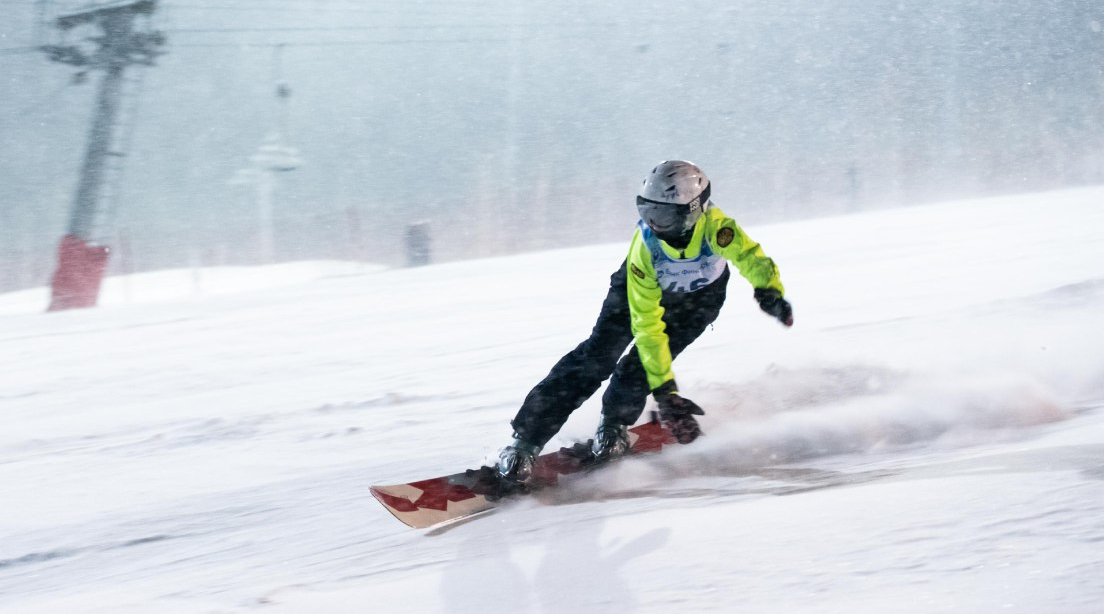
[{"xmin": 626, "ymin": 206, "xmax": 785, "ymax": 390}]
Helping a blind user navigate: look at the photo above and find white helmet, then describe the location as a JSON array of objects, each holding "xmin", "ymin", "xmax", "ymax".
[{"xmin": 636, "ymin": 160, "xmax": 711, "ymax": 242}]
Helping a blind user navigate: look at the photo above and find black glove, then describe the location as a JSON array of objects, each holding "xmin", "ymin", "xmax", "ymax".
[
  {"xmin": 754, "ymin": 288, "xmax": 794, "ymax": 327},
  {"xmin": 653, "ymin": 380, "xmax": 705, "ymax": 444}
]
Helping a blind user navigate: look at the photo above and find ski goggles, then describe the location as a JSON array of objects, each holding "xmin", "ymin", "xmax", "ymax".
[{"xmin": 635, "ymin": 183, "xmax": 710, "ymax": 231}]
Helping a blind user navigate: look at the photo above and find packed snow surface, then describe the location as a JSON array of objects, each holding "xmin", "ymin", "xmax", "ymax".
[{"xmin": 2, "ymin": 189, "xmax": 1103, "ymax": 613}]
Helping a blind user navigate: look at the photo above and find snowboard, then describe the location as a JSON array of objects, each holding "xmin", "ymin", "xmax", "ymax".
[{"xmin": 370, "ymin": 419, "xmax": 678, "ymax": 529}]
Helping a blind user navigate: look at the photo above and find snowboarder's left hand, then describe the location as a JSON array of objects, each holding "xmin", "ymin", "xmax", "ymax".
[
  {"xmin": 754, "ymin": 288, "xmax": 794, "ymax": 327},
  {"xmin": 653, "ymin": 381, "xmax": 705, "ymax": 444}
]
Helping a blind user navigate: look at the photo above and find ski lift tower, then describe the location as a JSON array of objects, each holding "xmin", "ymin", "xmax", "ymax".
[
  {"xmin": 228, "ymin": 44, "xmax": 302, "ymax": 264},
  {"xmin": 229, "ymin": 136, "xmax": 302, "ymax": 264},
  {"xmin": 40, "ymin": 0, "xmax": 165, "ymax": 311}
]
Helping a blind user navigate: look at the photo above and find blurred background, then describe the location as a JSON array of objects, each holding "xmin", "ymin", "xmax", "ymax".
[{"xmin": 1, "ymin": 0, "xmax": 1102, "ymax": 293}]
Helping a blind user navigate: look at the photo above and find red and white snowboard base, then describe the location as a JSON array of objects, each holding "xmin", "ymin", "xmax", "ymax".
[{"xmin": 370, "ymin": 420, "xmax": 677, "ymax": 529}]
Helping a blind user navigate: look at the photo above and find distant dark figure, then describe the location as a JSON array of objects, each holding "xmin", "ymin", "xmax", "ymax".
[{"xmin": 405, "ymin": 222, "xmax": 432, "ymax": 267}]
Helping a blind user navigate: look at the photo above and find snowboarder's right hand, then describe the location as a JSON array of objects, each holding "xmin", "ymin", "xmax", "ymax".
[{"xmin": 653, "ymin": 381, "xmax": 704, "ymax": 444}]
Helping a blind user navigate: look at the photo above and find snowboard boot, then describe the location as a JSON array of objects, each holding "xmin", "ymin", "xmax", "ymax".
[
  {"xmin": 590, "ymin": 416, "xmax": 630, "ymax": 463},
  {"xmin": 495, "ymin": 436, "xmax": 541, "ymax": 485}
]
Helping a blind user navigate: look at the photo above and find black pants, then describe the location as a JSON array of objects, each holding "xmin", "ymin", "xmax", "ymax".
[{"xmin": 510, "ymin": 261, "xmax": 729, "ymax": 447}]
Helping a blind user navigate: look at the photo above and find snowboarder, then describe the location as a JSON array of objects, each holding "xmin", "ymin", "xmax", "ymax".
[{"xmin": 496, "ymin": 160, "xmax": 793, "ymax": 484}]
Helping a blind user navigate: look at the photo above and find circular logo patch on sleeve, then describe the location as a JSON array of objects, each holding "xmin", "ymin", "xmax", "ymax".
[
  {"xmin": 716, "ymin": 227, "xmax": 735, "ymax": 248},
  {"xmin": 630, "ymin": 263, "xmax": 647, "ymax": 279}
]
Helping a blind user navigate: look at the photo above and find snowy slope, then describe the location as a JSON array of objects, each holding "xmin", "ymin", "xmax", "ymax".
[{"xmin": 1, "ymin": 189, "xmax": 1103, "ymax": 613}]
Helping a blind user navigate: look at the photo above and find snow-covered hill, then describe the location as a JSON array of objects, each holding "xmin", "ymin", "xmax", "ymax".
[{"xmin": 2, "ymin": 189, "xmax": 1103, "ymax": 613}]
